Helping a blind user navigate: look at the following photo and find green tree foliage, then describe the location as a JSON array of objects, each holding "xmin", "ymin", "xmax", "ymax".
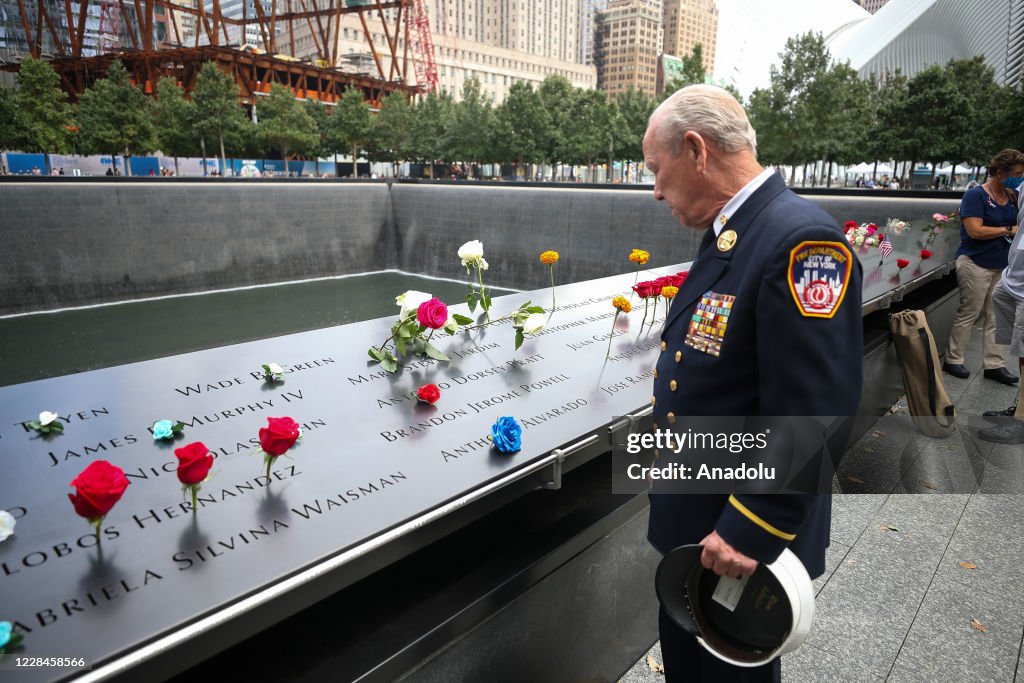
[
  {"xmin": 661, "ymin": 43, "xmax": 706, "ymax": 100},
  {"xmin": 76, "ymin": 59, "xmax": 155, "ymax": 175},
  {"xmin": 865, "ymin": 70, "xmax": 909, "ymax": 171},
  {"xmin": 368, "ymin": 92, "xmax": 413, "ymax": 169},
  {"xmin": 809, "ymin": 62, "xmax": 870, "ymax": 186},
  {"xmin": 409, "ymin": 90, "xmax": 454, "ymax": 173},
  {"xmin": 153, "ymin": 77, "xmax": 196, "ymax": 175},
  {"xmin": 562, "ymin": 88, "xmax": 618, "ymax": 181},
  {"xmin": 14, "ymin": 57, "xmax": 74, "ymax": 160},
  {"xmin": 538, "ymin": 75, "xmax": 575, "ymax": 176},
  {"xmin": 256, "ymin": 83, "xmax": 318, "ymax": 175},
  {"xmin": 328, "ymin": 88, "xmax": 373, "ymax": 176},
  {"xmin": 494, "ymin": 80, "xmax": 548, "ymax": 175},
  {"xmin": 0, "ymin": 85, "xmax": 18, "ymax": 154},
  {"xmin": 945, "ymin": 57, "xmax": 1000, "ymax": 171},
  {"xmin": 446, "ymin": 78, "xmax": 494, "ymax": 174},
  {"xmin": 303, "ymin": 99, "xmax": 330, "ymax": 175},
  {"xmin": 614, "ymin": 86, "xmax": 655, "ymax": 164},
  {"xmin": 191, "ymin": 61, "xmax": 248, "ymax": 174}
]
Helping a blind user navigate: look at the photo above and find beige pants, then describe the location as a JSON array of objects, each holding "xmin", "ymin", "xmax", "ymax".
[{"xmin": 944, "ymin": 255, "xmax": 1006, "ymax": 368}]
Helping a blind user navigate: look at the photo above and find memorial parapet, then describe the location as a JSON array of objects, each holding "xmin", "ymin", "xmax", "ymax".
[{"xmin": 0, "ymin": 267, "xmax": 685, "ymax": 682}]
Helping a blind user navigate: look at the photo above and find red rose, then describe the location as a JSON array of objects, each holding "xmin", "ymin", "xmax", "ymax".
[
  {"xmin": 676, "ymin": 271, "xmax": 689, "ymax": 283},
  {"xmin": 920, "ymin": 249, "xmax": 932, "ymax": 260},
  {"xmin": 649, "ymin": 279, "xmax": 663, "ymax": 296},
  {"xmin": 417, "ymin": 383, "xmax": 441, "ymax": 404},
  {"xmin": 633, "ymin": 281, "xmax": 654, "ymax": 298},
  {"xmin": 897, "ymin": 258, "xmax": 910, "ymax": 269},
  {"xmin": 417, "ymin": 298, "xmax": 449, "ymax": 329},
  {"xmin": 68, "ymin": 460, "xmax": 130, "ymax": 521},
  {"xmin": 844, "ymin": 220, "xmax": 858, "ymax": 230},
  {"xmin": 663, "ymin": 274, "xmax": 685, "ymax": 287},
  {"xmin": 175, "ymin": 441, "xmax": 214, "ymax": 485},
  {"xmin": 259, "ymin": 416, "xmax": 301, "ymax": 457}
]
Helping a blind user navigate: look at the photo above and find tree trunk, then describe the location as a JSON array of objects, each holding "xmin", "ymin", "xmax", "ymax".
[
  {"xmin": 124, "ymin": 145, "xmax": 132, "ymax": 176},
  {"xmin": 789, "ymin": 164, "xmax": 796, "ymax": 186},
  {"xmin": 219, "ymin": 132, "xmax": 227, "ymax": 177},
  {"xmin": 174, "ymin": 156, "xmax": 180, "ymax": 176},
  {"xmin": 284, "ymin": 150, "xmax": 290, "ymax": 176},
  {"xmin": 201, "ymin": 137, "xmax": 208, "ymax": 176},
  {"xmin": 351, "ymin": 142, "xmax": 358, "ymax": 177},
  {"xmin": 826, "ymin": 160, "xmax": 833, "ymax": 188}
]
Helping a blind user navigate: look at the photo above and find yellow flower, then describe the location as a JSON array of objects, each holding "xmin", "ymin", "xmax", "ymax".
[
  {"xmin": 612, "ymin": 295, "xmax": 632, "ymax": 313},
  {"xmin": 628, "ymin": 249, "xmax": 650, "ymax": 265},
  {"xmin": 661, "ymin": 286, "xmax": 678, "ymax": 299},
  {"xmin": 539, "ymin": 250, "xmax": 560, "ymax": 265}
]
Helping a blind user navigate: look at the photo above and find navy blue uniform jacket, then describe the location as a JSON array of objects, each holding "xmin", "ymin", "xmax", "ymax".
[{"xmin": 647, "ymin": 173, "xmax": 863, "ymax": 578}]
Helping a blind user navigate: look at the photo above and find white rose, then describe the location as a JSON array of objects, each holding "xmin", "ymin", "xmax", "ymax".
[
  {"xmin": 521, "ymin": 313, "xmax": 546, "ymax": 335},
  {"xmin": 267, "ymin": 363, "xmax": 284, "ymax": 375},
  {"xmin": 854, "ymin": 234, "xmax": 865, "ymax": 246},
  {"xmin": 866, "ymin": 236, "xmax": 877, "ymax": 246},
  {"xmin": 0, "ymin": 510, "xmax": 15, "ymax": 543},
  {"xmin": 395, "ymin": 290, "xmax": 433, "ymax": 317},
  {"xmin": 39, "ymin": 411, "xmax": 58, "ymax": 426},
  {"xmin": 458, "ymin": 240, "xmax": 485, "ymax": 267},
  {"xmin": 443, "ymin": 316, "xmax": 460, "ymax": 334}
]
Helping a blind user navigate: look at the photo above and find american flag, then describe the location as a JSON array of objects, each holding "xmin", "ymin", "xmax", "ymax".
[{"xmin": 879, "ymin": 235, "xmax": 893, "ymax": 259}]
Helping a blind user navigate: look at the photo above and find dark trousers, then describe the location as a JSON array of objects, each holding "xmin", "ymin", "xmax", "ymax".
[{"xmin": 659, "ymin": 608, "xmax": 782, "ymax": 683}]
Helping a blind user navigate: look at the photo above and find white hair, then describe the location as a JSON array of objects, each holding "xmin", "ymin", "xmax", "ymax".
[{"xmin": 652, "ymin": 84, "xmax": 757, "ymax": 157}]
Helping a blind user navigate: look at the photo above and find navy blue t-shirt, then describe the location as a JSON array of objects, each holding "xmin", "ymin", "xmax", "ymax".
[{"xmin": 957, "ymin": 185, "xmax": 1015, "ymax": 269}]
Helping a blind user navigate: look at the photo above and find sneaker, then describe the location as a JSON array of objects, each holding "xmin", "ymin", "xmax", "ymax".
[
  {"xmin": 983, "ymin": 404, "xmax": 1019, "ymax": 422},
  {"xmin": 983, "ymin": 367, "xmax": 1020, "ymax": 385},
  {"xmin": 942, "ymin": 363, "xmax": 969, "ymax": 379},
  {"xmin": 978, "ymin": 419, "xmax": 1024, "ymax": 445}
]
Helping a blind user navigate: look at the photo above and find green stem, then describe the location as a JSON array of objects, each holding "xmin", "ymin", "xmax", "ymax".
[
  {"xmin": 630, "ymin": 265, "xmax": 640, "ymax": 301},
  {"xmin": 640, "ymin": 298, "xmax": 649, "ymax": 329},
  {"xmin": 191, "ymin": 486, "xmax": 198, "ymax": 513},
  {"xmin": 550, "ymin": 265, "xmax": 556, "ymax": 311},
  {"xmin": 266, "ymin": 455, "xmax": 273, "ymax": 481},
  {"xmin": 606, "ymin": 312, "xmax": 619, "ymax": 357},
  {"xmin": 477, "ymin": 264, "xmax": 490, "ymax": 323},
  {"xmin": 93, "ymin": 517, "xmax": 102, "ymax": 545}
]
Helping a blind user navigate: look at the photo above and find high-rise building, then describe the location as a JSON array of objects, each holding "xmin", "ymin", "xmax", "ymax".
[
  {"xmin": 481, "ymin": 0, "xmax": 578, "ymax": 63},
  {"xmin": 291, "ymin": 1, "xmax": 596, "ymax": 103},
  {"xmin": 577, "ymin": 0, "xmax": 608, "ymax": 65},
  {"xmin": 199, "ymin": 0, "xmax": 275, "ymax": 46},
  {"xmin": 662, "ymin": 0, "xmax": 717, "ymax": 73},
  {"xmin": 593, "ymin": 0, "xmax": 663, "ymax": 99}
]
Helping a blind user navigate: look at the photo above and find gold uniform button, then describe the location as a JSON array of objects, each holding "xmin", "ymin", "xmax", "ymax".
[
  {"xmin": 667, "ymin": 412, "xmax": 676, "ymax": 423},
  {"xmin": 651, "ymin": 396, "xmax": 657, "ymax": 406},
  {"xmin": 670, "ymin": 380, "xmax": 677, "ymax": 391},
  {"xmin": 653, "ymin": 368, "xmax": 658, "ymax": 379},
  {"xmin": 661, "ymin": 341, "xmax": 667, "ymax": 351},
  {"xmin": 675, "ymin": 351, "xmax": 682, "ymax": 362}
]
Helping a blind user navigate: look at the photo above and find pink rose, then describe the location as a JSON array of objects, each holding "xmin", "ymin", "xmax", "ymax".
[{"xmin": 417, "ymin": 298, "xmax": 449, "ymax": 329}]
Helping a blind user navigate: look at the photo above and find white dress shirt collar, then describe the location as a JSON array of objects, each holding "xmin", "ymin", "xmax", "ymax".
[{"xmin": 713, "ymin": 167, "xmax": 776, "ymax": 236}]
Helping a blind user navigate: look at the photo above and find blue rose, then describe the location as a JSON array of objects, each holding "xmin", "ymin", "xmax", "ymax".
[
  {"xmin": 0, "ymin": 621, "xmax": 11, "ymax": 649},
  {"xmin": 152, "ymin": 420, "xmax": 174, "ymax": 440},
  {"xmin": 490, "ymin": 416, "xmax": 522, "ymax": 453}
]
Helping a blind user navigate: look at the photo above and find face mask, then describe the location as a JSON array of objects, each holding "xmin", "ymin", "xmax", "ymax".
[{"xmin": 1004, "ymin": 176, "xmax": 1024, "ymax": 191}]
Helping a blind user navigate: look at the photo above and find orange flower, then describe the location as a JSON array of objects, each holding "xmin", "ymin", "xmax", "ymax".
[
  {"xmin": 612, "ymin": 295, "xmax": 632, "ymax": 313},
  {"xmin": 661, "ymin": 286, "xmax": 678, "ymax": 299},
  {"xmin": 628, "ymin": 249, "xmax": 650, "ymax": 265},
  {"xmin": 539, "ymin": 250, "xmax": 560, "ymax": 265}
]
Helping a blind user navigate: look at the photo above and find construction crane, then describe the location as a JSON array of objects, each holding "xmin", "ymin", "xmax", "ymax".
[{"xmin": 408, "ymin": 0, "xmax": 438, "ymax": 93}]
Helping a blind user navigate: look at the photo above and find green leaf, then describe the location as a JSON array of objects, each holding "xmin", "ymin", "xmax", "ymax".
[
  {"xmin": 883, "ymin": 524, "xmax": 901, "ymax": 532},
  {"xmin": 368, "ymin": 347, "xmax": 384, "ymax": 361},
  {"xmin": 395, "ymin": 337, "xmax": 407, "ymax": 356},
  {"xmin": 515, "ymin": 328, "xmax": 525, "ymax": 350},
  {"xmin": 424, "ymin": 343, "xmax": 450, "ymax": 361},
  {"xmin": 412, "ymin": 338, "xmax": 426, "ymax": 355},
  {"xmin": 50, "ymin": 422, "xmax": 64, "ymax": 432},
  {"xmin": 172, "ymin": 421, "xmax": 185, "ymax": 432},
  {"xmin": 398, "ymin": 324, "xmax": 412, "ymax": 338},
  {"xmin": 467, "ymin": 295, "xmax": 478, "ymax": 313},
  {"xmin": 417, "ymin": 324, "xmax": 427, "ymax": 335},
  {"xmin": 381, "ymin": 355, "xmax": 399, "ymax": 373},
  {"xmin": 261, "ymin": 364, "xmax": 271, "ymax": 373},
  {"xmin": 481, "ymin": 293, "xmax": 491, "ymax": 311},
  {"xmin": 527, "ymin": 306, "xmax": 545, "ymax": 314},
  {"xmin": 28, "ymin": 420, "xmax": 41, "ymax": 429},
  {"xmin": 453, "ymin": 313, "xmax": 473, "ymax": 325}
]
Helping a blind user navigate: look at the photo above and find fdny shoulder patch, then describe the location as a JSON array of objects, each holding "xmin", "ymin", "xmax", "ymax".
[{"xmin": 787, "ymin": 241, "xmax": 852, "ymax": 318}]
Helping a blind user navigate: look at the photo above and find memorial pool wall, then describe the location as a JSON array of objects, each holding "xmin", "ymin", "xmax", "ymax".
[{"xmin": 0, "ymin": 179, "xmax": 964, "ymax": 315}]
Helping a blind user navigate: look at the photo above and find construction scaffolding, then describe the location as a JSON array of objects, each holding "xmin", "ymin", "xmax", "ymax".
[{"xmin": 0, "ymin": 0, "xmax": 433, "ymax": 101}]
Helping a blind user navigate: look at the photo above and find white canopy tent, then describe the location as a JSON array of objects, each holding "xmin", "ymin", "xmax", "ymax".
[{"xmin": 935, "ymin": 163, "xmax": 974, "ymax": 175}]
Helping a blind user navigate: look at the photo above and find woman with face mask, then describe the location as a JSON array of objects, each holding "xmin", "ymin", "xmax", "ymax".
[{"xmin": 943, "ymin": 148, "xmax": 1024, "ymax": 384}]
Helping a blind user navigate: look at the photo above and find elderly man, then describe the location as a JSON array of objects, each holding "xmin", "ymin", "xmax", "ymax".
[{"xmin": 643, "ymin": 85, "xmax": 863, "ymax": 681}]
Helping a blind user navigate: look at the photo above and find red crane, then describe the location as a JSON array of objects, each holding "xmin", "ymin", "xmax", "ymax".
[{"xmin": 408, "ymin": 0, "xmax": 439, "ymax": 93}]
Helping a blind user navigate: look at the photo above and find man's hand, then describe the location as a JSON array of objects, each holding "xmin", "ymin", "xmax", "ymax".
[{"xmin": 699, "ymin": 530, "xmax": 758, "ymax": 579}]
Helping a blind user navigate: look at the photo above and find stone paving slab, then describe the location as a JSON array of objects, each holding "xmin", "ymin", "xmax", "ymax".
[{"xmin": 886, "ymin": 574, "xmax": 1023, "ymax": 682}]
